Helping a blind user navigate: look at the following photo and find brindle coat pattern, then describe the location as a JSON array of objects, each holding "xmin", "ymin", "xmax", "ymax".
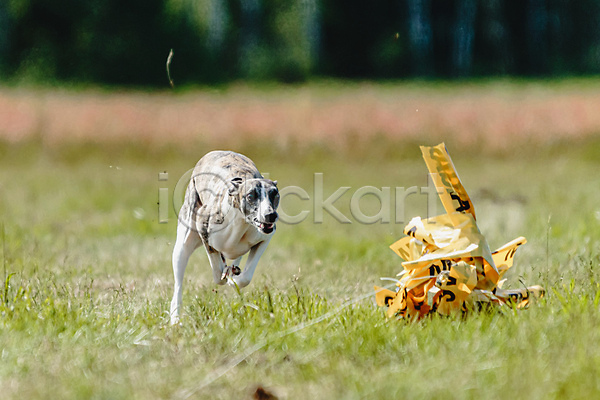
[
  {"xmin": 170, "ymin": 151, "xmax": 279, "ymax": 324},
  {"xmin": 182, "ymin": 151, "xmax": 263, "ymax": 247}
]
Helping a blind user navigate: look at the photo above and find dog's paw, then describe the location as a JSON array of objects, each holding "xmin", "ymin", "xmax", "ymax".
[{"xmin": 220, "ymin": 265, "xmax": 242, "ymax": 281}]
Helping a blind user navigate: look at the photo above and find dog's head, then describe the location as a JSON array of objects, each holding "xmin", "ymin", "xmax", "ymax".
[{"xmin": 229, "ymin": 177, "xmax": 279, "ymax": 234}]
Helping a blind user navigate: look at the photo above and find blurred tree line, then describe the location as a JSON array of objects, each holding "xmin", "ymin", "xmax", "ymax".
[{"xmin": 1, "ymin": 0, "xmax": 600, "ymax": 86}]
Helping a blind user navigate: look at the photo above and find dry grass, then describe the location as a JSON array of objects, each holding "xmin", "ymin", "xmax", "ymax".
[{"xmin": 1, "ymin": 80, "xmax": 600, "ymax": 150}]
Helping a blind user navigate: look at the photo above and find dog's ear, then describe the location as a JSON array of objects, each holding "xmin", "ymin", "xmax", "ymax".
[
  {"xmin": 228, "ymin": 177, "xmax": 243, "ymax": 195},
  {"xmin": 271, "ymin": 180, "xmax": 278, "ymax": 187}
]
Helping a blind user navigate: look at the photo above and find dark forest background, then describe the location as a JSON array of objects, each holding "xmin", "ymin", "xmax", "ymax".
[{"xmin": 1, "ymin": 0, "xmax": 600, "ymax": 86}]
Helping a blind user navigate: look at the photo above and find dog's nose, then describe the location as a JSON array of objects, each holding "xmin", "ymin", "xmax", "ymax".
[{"xmin": 264, "ymin": 211, "xmax": 278, "ymax": 223}]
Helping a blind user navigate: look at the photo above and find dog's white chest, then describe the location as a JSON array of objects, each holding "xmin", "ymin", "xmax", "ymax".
[
  {"xmin": 207, "ymin": 208, "xmax": 267, "ymax": 260},
  {"xmin": 170, "ymin": 150, "xmax": 278, "ymax": 325}
]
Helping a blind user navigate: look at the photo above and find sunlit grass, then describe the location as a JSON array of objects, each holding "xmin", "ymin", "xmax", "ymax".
[{"xmin": 1, "ymin": 132, "xmax": 600, "ymax": 398}]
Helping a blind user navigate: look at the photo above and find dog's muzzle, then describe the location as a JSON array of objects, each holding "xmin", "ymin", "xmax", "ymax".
[{"xmin": 254, "ymin": 211, "xmax": 277, "ymax": 234}]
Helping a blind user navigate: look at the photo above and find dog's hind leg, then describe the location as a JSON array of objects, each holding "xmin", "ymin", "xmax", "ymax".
[
  {"xmin": 231, "ymin": 256, "xmax": 243, "ymax": 275},
  {"xmin": 170, "ymin": 221, "xmax": 201, "ymax": 325},
  {"xmin": 220, "ymin": 256, "xmax": 243, "ymax": 281}
]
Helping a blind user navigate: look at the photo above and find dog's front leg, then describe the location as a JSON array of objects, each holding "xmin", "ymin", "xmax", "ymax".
[
  {"xmin": 232, "ymin": 237, "xmax": 272, "ymax": 288},
  {"xmin": 205, "ymin": 244, "xmax": 228, "ymax": 285}
]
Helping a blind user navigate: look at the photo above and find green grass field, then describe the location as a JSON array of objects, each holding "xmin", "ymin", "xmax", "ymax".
[{"xmin": 2, "ymin": 83, "xmax": 600, "ymax": 399}]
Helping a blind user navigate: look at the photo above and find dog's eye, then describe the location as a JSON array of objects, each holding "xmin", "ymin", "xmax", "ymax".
[
  {"xmin": 269, "ymin": 189, "xmax": 280, "ymax": 207},
  {"xmin": 246, "ymin": 191, "xmax": 257, "ymax": 202}
]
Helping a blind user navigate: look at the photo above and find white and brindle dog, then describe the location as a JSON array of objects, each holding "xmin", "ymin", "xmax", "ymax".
[{"xmin": 169, "ymin": 151, "xmax": 279, "ymax": 324}]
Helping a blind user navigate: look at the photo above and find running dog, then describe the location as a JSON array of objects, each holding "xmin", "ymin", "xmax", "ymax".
[{"xmin": 169, "ymin": 151, "xmax": 279, "ymax": 324}]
